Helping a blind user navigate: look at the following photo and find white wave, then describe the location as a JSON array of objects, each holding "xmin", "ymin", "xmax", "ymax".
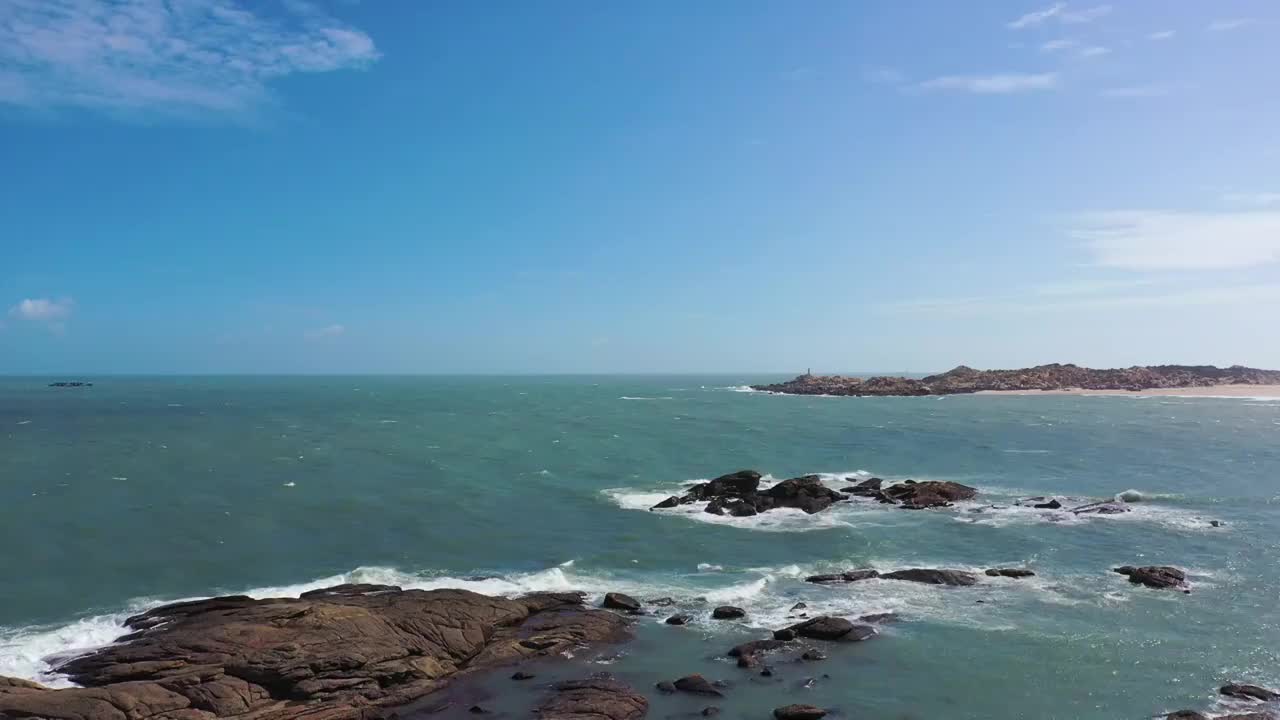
[
  {"xmin": 1001, "ymin": 449, "xmax": 1052, "ymax": 454},
  {"xmin": 0, "ymin": 556, "xmax": 1125, "ymax": 688},
  {"xmin": 696, "ymin": 563, "xmax": 724, "ymax": 572},
  {"xmin": 16, "ymin": 420, "xmax": 32, "ymax": 425},
  {"xmin": 619, "ymin": 396, "xmax": 674, "ymax": 401},
  {"xmin": 720, "ymin": 385, "xmax": 761, "ymax": 393}
]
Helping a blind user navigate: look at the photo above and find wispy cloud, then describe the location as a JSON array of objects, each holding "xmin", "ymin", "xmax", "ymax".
[
  {"xmin": 1222, "ymin": 192, "xmax": 1280, "ymax": 207},
  {"xmin": 304, "ymin": 324, "xmax": 346, "ymax": 340},
  {"xmin": 1070, "ymin": 210, "xmax": 1280, "ymax": 270},
  {"xmin": 917, "ymin": 73, "xmax": 1057, "ymax": 94},
  {"xmin": 0, "ymin": 0, "xmax": 379, "ymax": 117},
  {"xmin": 1147, "ymin": 30, "xmax": 1176, "ymax": 40},
  {"xmin": 1008, "ymin": 4, "xmax": 1111, "ymax": 29},
  {"xmin": 7, "ymin": 297, "xmax": 75, "ymax": 332},
  {"xmin": 1040, "ymin": 39, "xmax": 1077, "ymax": 52},
  {"xmin": 1077, "ymin": 46, "xmax": 1110, "ymax": 58},
  {"xmin": 1208, "ymin": 18, "xmax": 1254, "ymax": 32},
  {"xmin": 1008, "ymin": 3, "xmax": 1066, "ymax": 29},
  {"xmin": 1100, "ymin": 85, "xmax": 1171, "ymax": 98}
]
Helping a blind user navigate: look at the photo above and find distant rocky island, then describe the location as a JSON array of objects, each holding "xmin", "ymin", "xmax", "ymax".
[{"xmin": 752, "ymin": 364, "xmax": 1280, "ymax": 397}]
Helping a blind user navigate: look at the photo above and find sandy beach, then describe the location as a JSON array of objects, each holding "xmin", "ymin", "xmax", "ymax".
[{"xmin": 977, "ymin": 384, "xmax": 1280, "ymax": 398}]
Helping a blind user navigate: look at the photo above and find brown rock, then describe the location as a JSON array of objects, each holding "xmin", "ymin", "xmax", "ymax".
[
  {"xmin": 537, "ymin": 678, "xmax": 648, "ymax": 720},
  {"xmin": 0, "ymin": 587, "xmax": 628, "ymax": 720},
  {"xmin": 1114, "ymin": 566, "xmax": 1188, "ymax": 591},
  {"xmin": 881, "ymin": 568, "xmax": 978, "ymax": 586},
  {"xmin": 773, "ymin": 704, "xmax": 828, "ymax": 720},
  {"xmin": 672, "ymin": 674, "xmax": 722, "ymax": 697}
]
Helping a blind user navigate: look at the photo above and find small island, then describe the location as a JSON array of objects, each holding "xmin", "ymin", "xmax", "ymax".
[{"xmin": 752, "ymin": 364, "xmax": 1280, "ymax": 397}]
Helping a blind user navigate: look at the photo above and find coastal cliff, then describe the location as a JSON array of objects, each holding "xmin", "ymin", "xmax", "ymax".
[{"xmin": 751, "ymin": 364, "xmax": 1280, "ymax": 397}]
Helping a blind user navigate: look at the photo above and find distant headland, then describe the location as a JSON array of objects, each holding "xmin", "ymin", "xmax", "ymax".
[{"xmin": 751, "ymin": 364, "xmax": 1280, "ymax": 397}]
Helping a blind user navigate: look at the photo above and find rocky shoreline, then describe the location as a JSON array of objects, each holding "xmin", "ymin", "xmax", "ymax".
[
  {"xmin": 3, "ymin": 577, "xmax": 1269, "ymax": 720},
  {"xmin": 750, "ymin": 364, "xmax": 1280, "ymax": 397},
  {"xmin": 0, "ymin": 469, "xmax": 1266, "ymax": 719}
]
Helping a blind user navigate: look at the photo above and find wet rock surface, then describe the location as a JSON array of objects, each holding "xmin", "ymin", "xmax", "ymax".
[
  {"xmin": 1114, "ymin": 565, "xmax": 1189, "ymax": 591},
  {"xmin": 536, "ymin": 677, "xmax": 649, "ymax": 720},
  {"xmin": 0, "ymin": 586, "xmax": 629, "ymax": 720}
]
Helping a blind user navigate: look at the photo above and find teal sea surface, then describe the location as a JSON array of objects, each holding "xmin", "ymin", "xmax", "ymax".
[{"xmin": 2, "ymin": 376, "xmax": 1280, "ymax": 719}]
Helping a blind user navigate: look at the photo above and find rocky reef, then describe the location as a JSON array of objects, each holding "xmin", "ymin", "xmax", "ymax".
[
  {"xmin": 649, "ymin": 470, "xmax": 978, "ymax": 515},
  {"xmin": 0, "ymin": 585, "xmax": 629, "ymax": 720},
  {"xmin": 751, "ymin": 364, "xmax": 1280, "ymax": 397}
]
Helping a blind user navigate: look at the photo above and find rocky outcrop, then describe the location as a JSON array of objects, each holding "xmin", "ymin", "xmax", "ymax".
[
  {"xmin": 711, "ymin": 606, "xmax": 745, "ymax": 620},
  {"xmin": 1221, "ymin": 683, "xmax": 1280, "ymax": 702},
  {"xmin": 751, "ymin": 364, "xmax": 1280, "ymax": 397},
  {"xmin": 805, "ymin": 569, "xmax": 879, "ymax": 585},
  {"xmin": 602, "ymin": 592, "xmax": 642, "ymax": 612},
  {"xmin": 536, "ymin": 677, "xmax": 648, "ymax": 720},
  {"xmin": 651, "ymin": 471, "xmax": 844, "ymax": 516},
  {"xmin": 882, "ymin": 480, "xmax": 977, "ymax": 509},
  {"xmin": 652, "ymin": 472, "xmax": 976, "ymax": 516},
  {"xmin": 1114, "ymin": 566, "xmax": 1189, "ymax": 591},
  {"xmin": 0, "ymin": 585, "xmax": 630, "ymax": 720},
  {"xmin": 985, "ymin": 568, "xmax": 1035, "ymax": 578},
  {"xmin": 880, "ymin": 569, "xmax": 978, "ymax": 586},
  {"xmin": 671, "ymin": 674, "xmax": 722, "ymax": 697},
  {"xmin": 784, "ymin": 617, "xmax": 876, "ymax": 642}
]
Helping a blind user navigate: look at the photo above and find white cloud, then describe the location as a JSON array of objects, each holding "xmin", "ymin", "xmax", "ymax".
[
  {"xmin": 304, "ymin": 324, "xmax": 345, "ymax": 340},
  {"xmin": 0, "ymin": 0, "xmax": 379, "ymax": 116},
  {"xmin": 1077, "ymin": 46, "xmax": 1110, "ymax": 58},
  {"xmin": 917, "ymin": 73, "xmax": 1057, "ymax": 94},
  {"xmin": 1208, "ymin": 18, "xmax": 1254, "ymax": 32},
  {"xmin": 9, "ymin": 297, "xmax": 75, "ymax": 322},
  {"xmin": 1222, "ymin": 192, "xmax": 1280, "ymax": 207},
  {"xmin": 1147, "ymin": 30, "xmax": 1176, "ymax": 40},
  {"xmin": 1101, "ymin": 85, "xmax": 1171, "ymax": 98},
  {"xmin": 1008, "ymin": 3, "xmax": 1066, "ymax": 29},
  {"xmin": 1008, "ymin": 3, "xmax": 1110, "ymax": 29},
  {"xmin": 1070, "ymin": 210, "xmax": 1280, "ymax": 270},
  {"xmin": 1040, "ymin": 39, "xmax": 1077, "ymax": 52},
  {"xmin": 7, "ymin": 297, "xmax": 75, "ymax": 332}
]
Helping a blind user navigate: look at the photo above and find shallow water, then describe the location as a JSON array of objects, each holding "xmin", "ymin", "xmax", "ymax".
[{"xmin": 2, "ymin": 375, "xmax": 1279, "ymax": 718}]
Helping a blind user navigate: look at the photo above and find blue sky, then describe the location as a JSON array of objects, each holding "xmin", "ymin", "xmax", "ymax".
[{"xmin": 2, "ymin": 0, "xmax": 1279, "ymax": 374}]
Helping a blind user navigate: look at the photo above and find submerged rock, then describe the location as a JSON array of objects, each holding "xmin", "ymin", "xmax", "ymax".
[
  {"xmin": 728, "ymin": 639, "xmax": 788, "ymax": 658},
  {"xmin": 985, "ymin": 568, "xmax": 1036, "ymax": 578},
  {"xmin": 538, "ymin": 678, "xmax": 649, "ymax": 720},
  {"xmin": 672, "ymin": 674, "xmax": 723, "ymax": 697},
  {"xmin": 1114, "ymin": 566, "xmax": 1189, "ymax": 591},
  {"xmin": 773, "ymin": 704, "xmax": 828, "ymax": 720},
  {"xmin": 805, "ymin": 569, "xmax": 880, "ymax": 585},
  {"xmin": 665, "ymin": 614, "xmax": 691, "ymax": 626},
  {"xmin": 1071, "ymin": 501, "xmax": 1131, "ymax": 515},
  {"xmin": 881, "ymin": 568, "xmax": 978, "ymax": 586},
  {"xmin": 1221, "ymin": 683, "xmax": 1280, "ymax": 701},
  {"xmin": 0, "ymin": 587, "xmax": 629, "ymax": 720}
]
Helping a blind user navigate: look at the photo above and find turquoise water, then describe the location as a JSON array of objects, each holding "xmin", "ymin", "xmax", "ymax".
[{"xmin": 2, "ymin": 376, "xmax": 1280, "ymax": 718}]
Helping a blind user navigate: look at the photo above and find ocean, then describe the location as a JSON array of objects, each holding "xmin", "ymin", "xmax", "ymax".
[{"xmin": 2, "ymin": 375, "xmax": 1279, "ymax": 719}]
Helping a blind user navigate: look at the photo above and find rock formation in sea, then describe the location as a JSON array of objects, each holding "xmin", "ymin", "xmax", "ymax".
[
  {"xmin": 751, "ymin": 363, "xmax": 1280, "ymax": 397},
  {"xmin": 0, "ymin": 584, "xmax": 630, "ymax": 720},
  {"xmin": 650, "ymin": 470, "xmax": 977, "ymax": 515}
]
